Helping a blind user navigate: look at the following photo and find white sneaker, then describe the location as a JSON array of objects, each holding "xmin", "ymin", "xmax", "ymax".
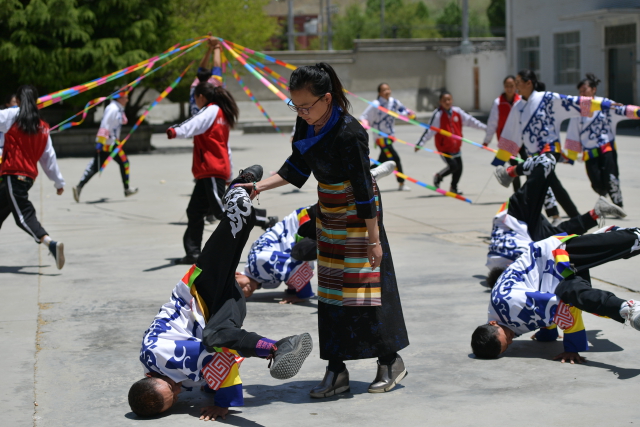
[
  {"xmin": 398, "ymin": 183, "xmax": 411, "ymax": 191},
  {"xmin": 371, "ymin": 161, "xmax": 397, "ymax": 180},
  {"xmin": 72, "ymin": 186, "xmax": 81, "ymax": 203},
  {"xmin": 620, "ymin": 300, "xmax": 640, "ymax": 330},
  {"xmin": 494, "ymin": 166, "xmax": 514, "ymax": 188},
  {"xmin": 124, "ymin": 187, "xmax": 139, "ymax": 197},
  {"xmin": 594, "ymin": 196, "xmax": 626, "ymax": 219}
]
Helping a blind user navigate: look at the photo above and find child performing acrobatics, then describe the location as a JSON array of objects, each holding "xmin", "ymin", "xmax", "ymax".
[{"xmin": 129, "ymin": 167, "xmax": 312, "ymax": 421}]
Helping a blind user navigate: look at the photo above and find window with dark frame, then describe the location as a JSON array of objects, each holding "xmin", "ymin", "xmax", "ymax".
[
  {"xmin": 555, "ymin": 31, "xmax": 580, "ymax": 85},
  {"xmin": 517, "ymin": 36, "xmax": 540, "ymax": 77}
]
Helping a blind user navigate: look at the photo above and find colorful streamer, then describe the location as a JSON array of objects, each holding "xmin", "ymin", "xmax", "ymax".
[
  {"xmin": 223, "ymin": 40, "xmax": 523, "ymax": 163},
  {"xmin": 50, "ymin": 42, "xmax": 202, "ymax": 132},
  {"xmin": 99, "ymin": 62, "xmax": 194, "ymax": 172},
  {"xmin": 360, "ymin": 123, "xmax": 452, "ymax": 158},
  {"xmin": 370, "ymin": 158, "xmax": 471, "ymax": 203},
  {"xmin": 227, "ymin": 60, "xmax": 283, "ymax": 135},
  {"xmin": 220, "ymin": 40, "xmax": 290, "ymax": 104},
  {"xmin": 38, "ymin": 38, "xmax": 207, "ymax": 109}
]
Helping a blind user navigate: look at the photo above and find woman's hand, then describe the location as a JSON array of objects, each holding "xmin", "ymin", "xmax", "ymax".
[
  {"xmin": 367, "ymin": 243, "xmax": 383, "ymax": 269},
  {"xmin": 232, "ymin": 183, "xmax": 258, "ymax": 200}
]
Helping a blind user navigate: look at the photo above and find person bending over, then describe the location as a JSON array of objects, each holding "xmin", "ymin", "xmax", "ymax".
[
  {"xmin": 472, "ymin": 227, "xmax": 640, "ymax": 363},
  {"xmin": 129, "ymin": 166, "xmax": 312, "ymax": 420},
  {"xmin": 487, "ymin": 153, "xmax": 625, "ymax": 277}
]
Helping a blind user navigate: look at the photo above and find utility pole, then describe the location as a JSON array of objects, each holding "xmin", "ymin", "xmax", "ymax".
[
  {"xmin": 288, "ymin": 0, "xmax": 295, "ymax": 51},
  {"xmin": 460, "ymin": 0, "xmax": 472, "ymax": 53},
  {"xmin": 326, "ymin": 0, "xmax": 333, "ymax": 50},
  {"xmin": 319, "ymin": 0, "xmax": 324, "ymax": 50},
  {"xmin": 380, "ymin": 0, "xmax": 385, "ymax": 39}
]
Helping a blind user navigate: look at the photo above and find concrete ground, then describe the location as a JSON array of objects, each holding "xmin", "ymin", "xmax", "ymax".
[{"xmin": 3, "ymin": 125, "xmax": 640, "ymax": 426}]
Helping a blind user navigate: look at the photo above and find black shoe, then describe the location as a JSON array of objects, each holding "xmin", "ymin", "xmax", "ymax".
[
  {"xmin": 310, "ymin": 367, "xmax": 350, "ymax": 398},
  {"xmin": 225, "ymin": 165, "xmax": 264, "ymax": 198},
  {"xmin": 450, "ymin": 187, "xmax": 463, "ymax": 195},
  {"xmin": 368, "ymin": 354, "xmax": 407, "ymax": 393},
  {"xmin": 268, "ymin": 332, "xmax": 313, "ymax": 380},
  {"xmin": 175, "ymin": 254, "xmax": 199, "ymax": 265},
  {"xmin": 48, "ymin": 241, "xmax": 65, "ymax": 270},
  {"xmin": 261, "ymin": 216, "xmax": 278, "ymax": 230}
]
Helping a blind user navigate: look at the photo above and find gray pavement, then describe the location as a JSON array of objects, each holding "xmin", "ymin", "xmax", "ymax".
[{"xmin": 3, "ymin": 126, "xmax": 640, "ymax": 426}]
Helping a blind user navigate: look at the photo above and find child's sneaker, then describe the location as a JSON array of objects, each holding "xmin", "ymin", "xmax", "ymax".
[
  {"xmin": 72, "ymin": 186, "xmax": 81, "ymax": 203},
  {"xmin": 494, "ymin": 165, "xmax": 514, "ymax": 188},
  {"xmin": 594, "ymin": 196, "xmax": 626, "ymax": 219},
  {"xmin": 48, "ymin": 241, "xmax": 65, "ymax": 270},
  {"xmin": 620, "ymin": 300, "xmax": 640, "ymax": 330},
  {"xmin": 225, "ymin": 165, "xmax": 264, "ymax": 198},
  {"xmin": 268, "ymin": 332, "xmax": 313, "ymax": 380},
  {"xmin": 124, "ymin": 187, "xmax": 139, "ymax": 197}
]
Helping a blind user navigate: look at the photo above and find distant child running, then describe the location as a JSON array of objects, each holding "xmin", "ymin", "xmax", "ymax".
[{"xmin": 416, "ymin": 91, "xmax": 486, "ymax": 195}]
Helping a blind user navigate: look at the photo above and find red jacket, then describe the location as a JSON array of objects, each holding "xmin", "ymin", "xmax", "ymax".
[
  {"xmin": 2, "ymin": 120, "xmax": 50, "ymax": 179},
  {"xmin": 169, "ymin": 104, "xmax": 231, "ymax": 180},
  {"xmin": 496, "ymin": 93, "xmax": 521, "ymax": 140},
  {"xmin": 434, "ymin": 108, "xmax": 463, "ymax": 153}
]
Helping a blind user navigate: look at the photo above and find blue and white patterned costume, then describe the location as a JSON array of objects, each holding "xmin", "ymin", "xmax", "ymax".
[
  {"xmin": 359, "ymin": 96, "xmax": 411, "ymax": 137},
  {"xmin": 565, "ymin": 98, "xmax": 638, "ymax": 151},
  {"xmin": 488, "ymin": 235, "xmax": 588, "ymax": 352},
  {"xmin": 244, "ymin": 206, "xmax": 315, "ymax": 298},
  {"xmin": 139, "ymin": 276, "xmax": 243, "ymax": 407}
]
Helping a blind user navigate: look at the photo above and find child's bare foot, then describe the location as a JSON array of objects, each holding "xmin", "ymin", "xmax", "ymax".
[{"xmin": 280, "ymin": 295, "xmax": 306, "ymax": 304}]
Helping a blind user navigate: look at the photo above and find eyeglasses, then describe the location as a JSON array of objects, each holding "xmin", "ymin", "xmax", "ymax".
[{"xmin": 287, "ymin": 96, "xmax": 325, "ymax": 114}]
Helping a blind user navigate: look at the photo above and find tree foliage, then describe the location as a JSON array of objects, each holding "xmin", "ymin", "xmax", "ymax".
[
  {"xmin": 0, "ymin": 0, "xmax": 279, "ymax": 115},
  {"xmin": 486, "ymin": 0, "xmax": 506, "ymax": 36},
  {"xmin": 435, "ymin": 1, "xmax": 491, "ymax": 38},
  {"xmin": 333, "ymin": 0, "xmax": 440, "ymax": 50}
]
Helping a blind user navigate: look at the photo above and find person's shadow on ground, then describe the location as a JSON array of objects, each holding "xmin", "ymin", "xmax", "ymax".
[
  {"xmin": 493, "ymin": 332, "xmax": 640, "ymax": 380},
  {"xmin": 0, "ymin": 265, "xmax": 60, "ymax": 276}
]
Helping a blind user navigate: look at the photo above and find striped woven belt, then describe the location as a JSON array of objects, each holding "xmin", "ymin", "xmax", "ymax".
[{"xmin": 583, "ymin": 141, "xmax": 616, "ymax": 161}]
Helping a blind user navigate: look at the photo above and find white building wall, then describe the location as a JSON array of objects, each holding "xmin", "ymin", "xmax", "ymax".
[
  {"xmin": 507, "ymin": 0, "xmax": 640, "ymax": 101},
  {"xmin": 445, "ymin": 50, "xmax": 507, "ymax": 112}
]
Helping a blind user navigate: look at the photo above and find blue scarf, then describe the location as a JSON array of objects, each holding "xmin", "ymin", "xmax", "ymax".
[{"xmin": 293, "ymin": 106, "xmax": 342, "ymax": 155}]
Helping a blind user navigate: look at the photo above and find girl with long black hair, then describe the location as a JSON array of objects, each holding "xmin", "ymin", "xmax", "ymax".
[
  {"xmin": 167, "ymin": 82, "xmax": 239, "ymax": 265},
  {"xmin": 236, "ymin": 62, "xmax": 409, "ymax": 397},
  {"xmin": 565, "ymin": 73, "xmax": 639, "ymax": 208},
  {"xmin": 0, "ymin": 85, "xmax": 66, "ymax": 269}
]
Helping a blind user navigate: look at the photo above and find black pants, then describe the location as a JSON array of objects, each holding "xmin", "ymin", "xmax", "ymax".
[
  {"xmin": 437, "ymin": 154, "xmax": 463, "ymax": 190},
  {"xmin": 194, "ymin": 187, "xmax": 266, "ymax": 357},
  {"xmin": 0, "ymin": 175, "xmax": 47, "ymax": 243},
  {"xmin": 184, "ymin": 177, "xmax": 227, "ymax": 257},
  {"xmin": 509, "ymin": 154, "xmax": 597, "ymax": 242},
  {"xmin": 585, "ymin": 151, "xmax": 623, "ymax": 207},
  {"xmin": 78, "ymin": 149, "xmax": 129, "ymax": 190},
  {"xmin": 514, "ymin": 152, "xmax": 579, "ymax": 218},
  {"xmin": 376, "ymin": 138, "xmax": 404, "ymax": 184},
  {"xmin": 555, "ymin": 228, "xmax": 640, "ymax": 323}
]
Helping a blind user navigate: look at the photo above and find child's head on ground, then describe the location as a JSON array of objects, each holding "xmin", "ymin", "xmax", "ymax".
[
  {"xmin": 471, "ymin": 321, "xmax": 514, "ymax": 359},
  {"xmin": 128, "ymin": 374, "xmax": 181, "ymax": 417}
]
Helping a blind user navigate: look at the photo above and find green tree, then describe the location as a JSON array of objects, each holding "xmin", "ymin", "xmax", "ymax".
[
  {"xmin": 487, "ymin": 0, "xmax": 506, "ymax": 36},
  {"xmin": 436, "ymin": 1, "xmax": 491, "ymax": 38},
  {"xmin": 0, "ymin": 0, "xmax": 172, "ymax": 103},
  {"xmin": 333, "ymin": 0, "xmax": 439, "ymax": 50}
]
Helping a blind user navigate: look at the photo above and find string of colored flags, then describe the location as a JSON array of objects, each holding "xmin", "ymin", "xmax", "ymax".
[
  {"xmin": 99, "ymin": 62, "xmax": 194, "ymax": 172},
  {"xmin": 220, "ymin": 38, "xmax": 522, "ymax": 163},
  {"xmin": 50, "ymin": 41, "xmax": 203, "ymax": 133},
  {"xmin": 369, "ymin": 158, "xmax": 471, "ymax": 203},
  {"xmin": 38, "ymin": 37, "xmax": 207, "ymax": 109}
]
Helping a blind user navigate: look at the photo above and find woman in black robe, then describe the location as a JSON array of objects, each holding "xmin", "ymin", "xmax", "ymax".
[{"xmin": 236, "ymin": 63, "xmax": 409, "ymax": 397}]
